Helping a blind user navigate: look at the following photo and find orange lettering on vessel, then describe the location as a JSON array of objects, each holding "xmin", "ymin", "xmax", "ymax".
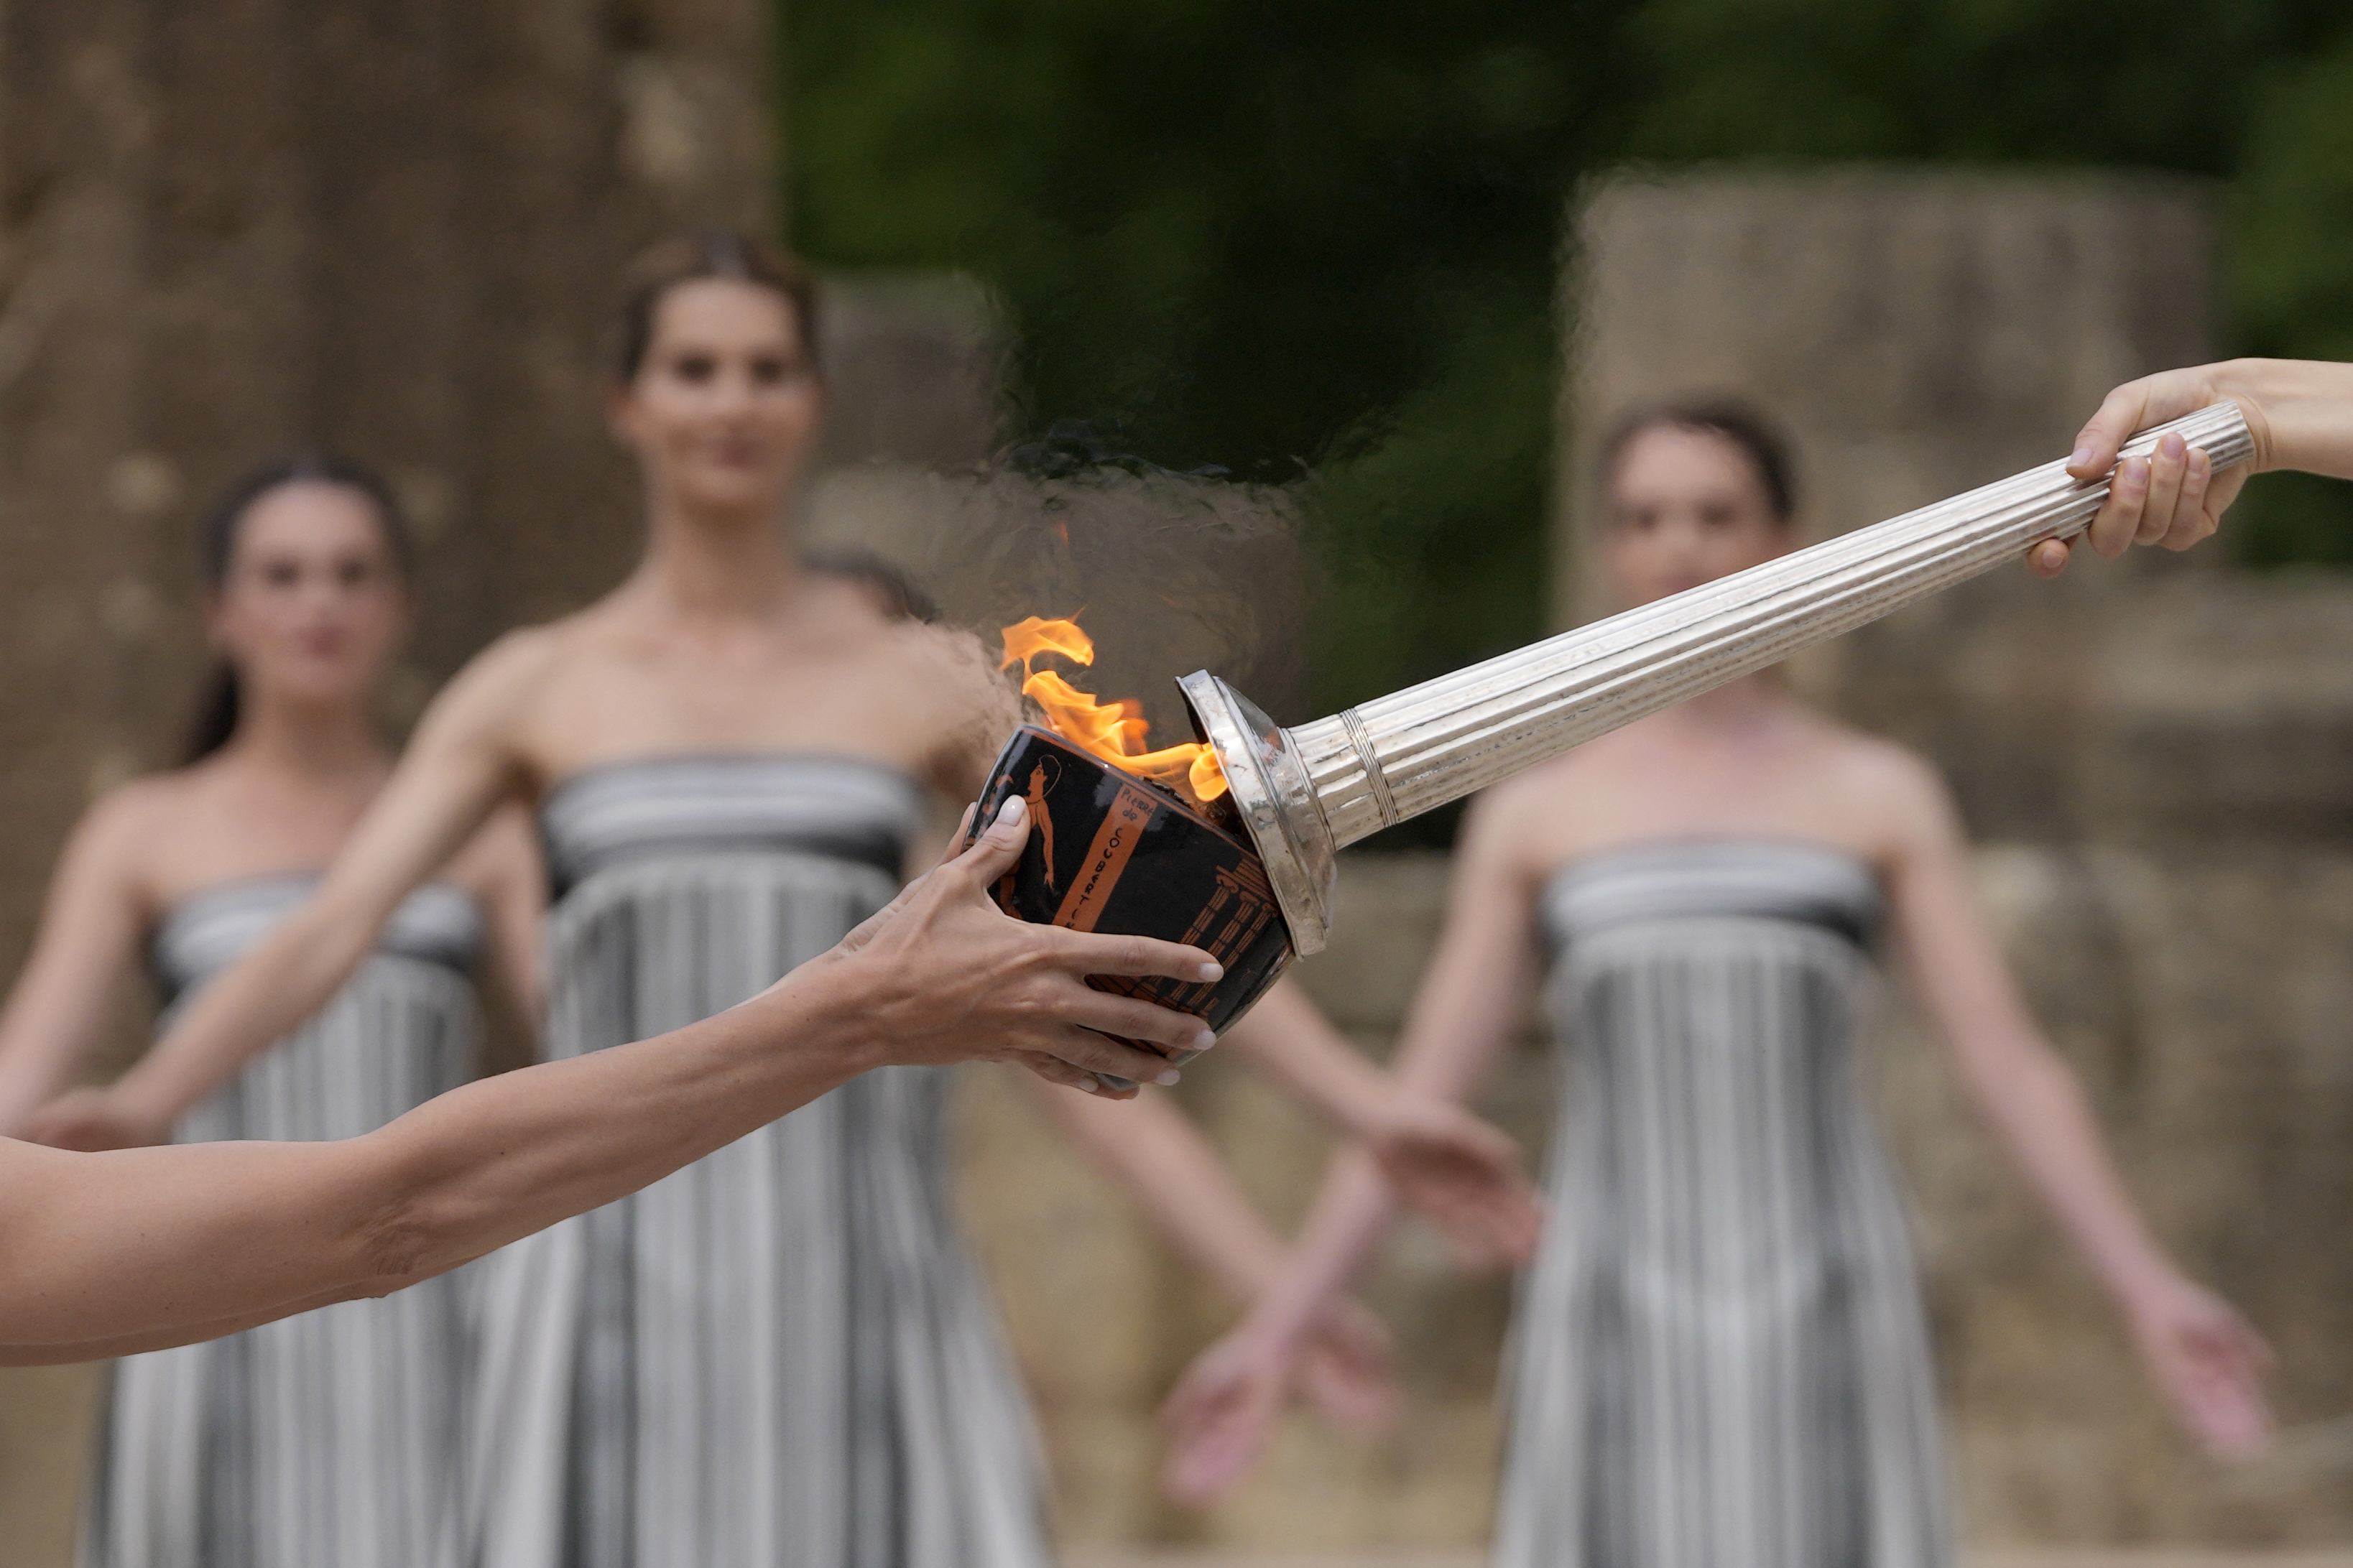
[{"xmin": 1050, "ymin": 783, "xmax": 1158, "ymax": 933}]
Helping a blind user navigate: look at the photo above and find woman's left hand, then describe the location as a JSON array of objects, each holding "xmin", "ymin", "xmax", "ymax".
[
  {"xmin": 2124, "ymin": 1274, "xmax": 2275, "ymax": 1458},
  {"xmin": 1363, "ymin": 1095, "xmax": 1545, "ymax": 1270}
]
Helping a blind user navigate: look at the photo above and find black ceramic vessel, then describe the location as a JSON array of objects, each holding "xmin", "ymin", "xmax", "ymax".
[{"xmin": 963, "ymin": 725, "xmax": 1297, "ymax": 1085}]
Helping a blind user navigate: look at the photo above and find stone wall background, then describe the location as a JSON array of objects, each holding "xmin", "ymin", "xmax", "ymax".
[{"xmin": 0, "ymin": 2, "xmax": 773, "ymax": 1559}]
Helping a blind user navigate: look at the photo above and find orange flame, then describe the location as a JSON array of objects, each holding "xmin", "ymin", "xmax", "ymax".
[{"xmin": 1002, "ymin": 616, "xmax": 1230, "ymax": 805}]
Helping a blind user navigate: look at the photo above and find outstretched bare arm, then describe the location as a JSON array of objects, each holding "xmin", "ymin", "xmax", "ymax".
[
  {"xmin": 1880, "ymin": 751, "xmax": 2272, "ymax": 1457},
  {"xmin": 1, "ymin": 800, "xmax": 1221, "ymax": 1363},
  {"xmin": 1216, "ymin": 978, "xmax": 1540, "ymax": 1268}
]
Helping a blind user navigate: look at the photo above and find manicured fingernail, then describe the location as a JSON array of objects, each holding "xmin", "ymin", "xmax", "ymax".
[
  {"xmin": 1073, "ymin": 1072, "xmax": 1101, "ymax": 1095},
  {"xmin": 2120, "ymin": 458, "xmax": 2147, "ymax": 491},
  {"xmin": 994, "ymin": 795, "xmax": 1027, "ymax": 830},
  {"xmin": 2070, "ymin": 444, "xmax": 2095, "ymax": 470},
  {"xmin": 1154, "ymin": 1068, "xmax": 1182, "ymax": 1087},
  {"xmin": 1191, "ymin": 1026, "xmax": 1216, "ymax": 1051},
  {"xmin": 2161, "ymin": 432, "xmax": 2186, "ymax": 460},
  {"xmin": 1196, "ymin": 960, "xmax": 1224, "ymax": 983}
]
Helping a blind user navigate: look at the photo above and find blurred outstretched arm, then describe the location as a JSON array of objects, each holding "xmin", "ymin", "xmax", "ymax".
[
  {"xmin": 1877, "ymin": 748, "xmax": 2273, "ymax": 1457},
  {"xmin": 1155, "ymin": 789, "xmax": 1546, "ymax": 1504},
  {"xmin": 1216, "ymin": 978, "xmax": 1540, "ymax": 1268},
  {"xmin": 23, "ymin": 633, "xmax": 560, "ymax": 1151},
  {"xmin": 1025, "ymin": 1077, "xmax": 1400, "ymax": 1434},
  {"xmin": 0, "ymin": 792, "xmax": 156, "ymax": 1137}
]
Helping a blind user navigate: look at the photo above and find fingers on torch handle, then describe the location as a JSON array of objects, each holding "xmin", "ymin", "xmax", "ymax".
[{"xmin": 2069, "ymin": 381, "xmax": 2161, "ymax": 481}]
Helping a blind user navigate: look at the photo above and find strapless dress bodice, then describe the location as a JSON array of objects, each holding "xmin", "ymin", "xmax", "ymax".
[
  {"xmin": 150, "ymin": 873, "xmax": 481, "ymax": 1003},
  {"xmin": 538, "ymin": 752, "xmax": 923, "ymax": 898},
  {"xmin": 1540, "ymin": 836, "xmax": 1883, "ymax": 955}
]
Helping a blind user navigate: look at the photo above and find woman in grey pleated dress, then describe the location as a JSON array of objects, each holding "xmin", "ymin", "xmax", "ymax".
[
  {"xmin": 0, "ymin": 459, "xmax": 545, "ymax": 1568},
  {"xmin": 55, "ymin": 233, "xmax": 1511, "ymax": 1568},
  {"xmin": 1162, "ymin": 399, "xmax": 2275, "ymax": 1565}
]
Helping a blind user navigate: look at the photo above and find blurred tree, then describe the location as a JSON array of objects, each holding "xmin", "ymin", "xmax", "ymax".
[
  {"xmin": 786, "ymin": 0, "xmax": 2353, "ymax": 806},
  {"xmin": 788, "ymin": 0, "xmax": 1637, "ymax": 740}
]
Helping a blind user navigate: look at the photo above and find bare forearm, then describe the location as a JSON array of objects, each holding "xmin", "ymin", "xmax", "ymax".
[
  {"xmin": 355, "ymin": 955, "xmax": 877, "ymax": 1279},
  {"xmin": 2232, "ymin": 358, "xmax": 2353, "ymax": 479},
  {"xmin": 1237, "ymin": 891, "xmax": 1535, "ymax": 1342},
  {"xmin": 1241, "ymin": 1149, "xmax": 1397, "ymax": 1347},
  {"xmin": 1028, "ymin": 1080, "xmax": 1285, "ymax": 1300},
  {"xmin": 0, "ymin": 1284, "xmax": 371, "ymax": 1366},
  {"xmin": 0, "ymin": 948, "xmax": 134, "ymax": 1138},
  {"xmin": 0, "ymin": 1034, "xmax": 83, "ymax": 1137},
  {"xmin": 1961, "ymin": 1039, "xmax": 2177, "ymax": 1302},
  {"xmin": 1218, "ymin": 982, "xmax": 1399, "ymax": 1138},
  {"xmin": 0, "ymin": 956, "xmax": 878, "ymax": 1356}
]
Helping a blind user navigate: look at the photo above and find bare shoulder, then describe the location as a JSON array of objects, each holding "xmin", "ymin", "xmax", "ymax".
[
  {"xmin": 455, "ymin": 621, "xmax": 576, "ymax": 695},
  {"xmin": 1482, "ymin": 737, "xmax": 1615, "ymax": 825},
  {"xmin": 1457, "ymin": 751, "xmax": 1594, "ymax": 878},
  {"xmin": 420, "ymin": 622, "xmax": 578, "ymax": 736},
  {"xmin": 65, "ymin": 771, "xmax": 203, "ymax": 884},
  {"xmin": 1803, "ymin": 715, "xmax": 1959, "ymax": 845},
  {"xmin": 887, "ymin": 619, "xmax": 1024, "ymax": 785}
]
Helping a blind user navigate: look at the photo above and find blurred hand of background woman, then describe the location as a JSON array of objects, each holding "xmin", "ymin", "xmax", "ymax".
[
  {"xmin": 1357, "ymin": 1095, "xmax": 1543, "ymax": 1270},
  {"xmin": 1159, "ymin": 1315, "xmax": 1309, "ymax": 1506},
  {"xmin": 2122, "ymin": 1271, "xmax": 2276, "ymax": 1460}
]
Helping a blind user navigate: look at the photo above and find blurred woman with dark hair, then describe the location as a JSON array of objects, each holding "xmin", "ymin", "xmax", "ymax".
[
  {"xmin": 0, "ymin": 458, "xmax": 544, "ymax": 1568},
  {"xmin": 1161, "ymin": 399, "xmax": 2275, "ymax": 1567}
]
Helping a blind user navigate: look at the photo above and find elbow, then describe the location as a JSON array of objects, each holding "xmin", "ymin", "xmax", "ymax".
[
  {"xmin": 346, "ymin": 1140, "xmax": 467, "ymax": 1296},
  {"xmin": 352, "ymin": 1192, "xmax": 440, "ymax": 1296}
]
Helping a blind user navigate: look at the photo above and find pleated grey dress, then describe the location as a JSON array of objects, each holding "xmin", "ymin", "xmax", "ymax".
[
  {"xmin": 1494, "ymin": 840, "xmax": 1948, "ymax": 1568},
  {"xmin": 465, "ymin": 754, "xmax": 1048, "ymax": 1568},
  {"xmin": 83, "ymin": 874, "xmax": 486, "ymax": 1568}
]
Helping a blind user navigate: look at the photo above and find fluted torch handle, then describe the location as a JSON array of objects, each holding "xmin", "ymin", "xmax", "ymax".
[{"xmin": 1290, "ymin": 402, "xmax": 2253, "ymax": 850}]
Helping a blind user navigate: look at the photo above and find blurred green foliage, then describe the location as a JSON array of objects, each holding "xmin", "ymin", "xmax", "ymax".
[{"xmin": 787, "ymin": 0, "xmax": 2353, "ymax": 712}]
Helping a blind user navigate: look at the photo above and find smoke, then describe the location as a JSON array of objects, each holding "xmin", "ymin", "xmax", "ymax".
[{"xmin": 801, "ymin": 431, "xmax": 1318, "ymax": 744}]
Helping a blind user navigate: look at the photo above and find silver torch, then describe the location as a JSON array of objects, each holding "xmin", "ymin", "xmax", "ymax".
[{"xmin": 971, "ymin": 403, "xmax": 2252, "ymax": 1078}]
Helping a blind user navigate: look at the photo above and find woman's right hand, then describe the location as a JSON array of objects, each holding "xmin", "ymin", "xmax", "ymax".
[
  {"xmin": 821, "ymin": 797, "xmax": 1224, "ymax": 1097},
  {"xmin": 2031, "ymin": 361, "xmax": 2274, "ymax": 575},
  {"xmin": 2034, "ymin": 358, "xmax": 2353, "ymax": 577}
]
